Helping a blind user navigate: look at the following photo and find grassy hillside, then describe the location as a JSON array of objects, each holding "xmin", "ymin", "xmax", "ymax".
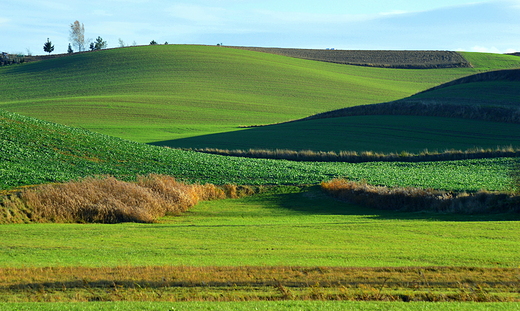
[
  {"xmin": 0, "ymin": 45, "xmax": 495, "ymax": 144},
  {"xmin": 163, "ymin": 66, "xmax": 520, "ymax": 154},
  {"xmin": 154, "ymin": 115, "xmax": 520, "ymax": 153},
  {"xmin": 158, "ymin": 69, "xmax": 520, "ymax": 153},
  {"xmin": 402, "ymin": 69, "xmax": 520, "ymax": 107},
  {"xmin": 459, "ymin": 51, "xmax": 520, "ymax": 71},
  {"xmin": 0, "ymin": 109, "xmax": 512, "ymax": 192}
]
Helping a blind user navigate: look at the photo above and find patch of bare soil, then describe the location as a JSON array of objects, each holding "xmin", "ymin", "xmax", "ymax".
[{"xmin": 228, "ymin": 46, "xmax": 471, "ymax": 69}]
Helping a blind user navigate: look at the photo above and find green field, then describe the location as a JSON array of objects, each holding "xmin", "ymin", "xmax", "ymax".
[
  {"xmin": 0, "ymin": 109, "xmax": 514, "ymax": 191},
  {"xmin": 1, "ymin": 46, "xmax": 520, "ymax": 306},
  {"xmin": 154, "ymin": 115, "xmax": 520, "ymax": 153},
  {"xmin": 459, "ymin": 51, "xmax": 520, "ymax": 71},
  {"xmin": 1, "ymin": 187, "xmax": 518, "ymax": 268},
  {"xmin": 0, "ymin": 46, "xmax": 511, "ymax": 144}
]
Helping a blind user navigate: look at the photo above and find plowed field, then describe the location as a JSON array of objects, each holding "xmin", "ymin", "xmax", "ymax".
[{"xmin": 230, "ymin": 47, "xmax": 471, "ymax": 68}]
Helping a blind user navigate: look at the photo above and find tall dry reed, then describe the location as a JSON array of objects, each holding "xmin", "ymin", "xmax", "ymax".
[{"xmin": 0, "ymin": 175, "xmax": 237, "ymax": 224}]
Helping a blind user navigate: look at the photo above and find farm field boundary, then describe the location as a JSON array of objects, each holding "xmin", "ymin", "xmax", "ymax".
[
  {"xmin": 0, "ymin": 266, "xmax": 518, "ymax": 302},
  {"xmin": 185, "ymin": 146, "xmax": 520, "ymax": 163}
]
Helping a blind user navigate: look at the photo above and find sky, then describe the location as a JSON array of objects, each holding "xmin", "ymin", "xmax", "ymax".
[{"xmin": 1, "ymin": 0, "xmax": 520, "ymax": 55}]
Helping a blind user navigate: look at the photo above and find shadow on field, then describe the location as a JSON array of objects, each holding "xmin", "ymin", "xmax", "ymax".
[{"xmin": 270, "ymin": 186, "xmax": 520, "ymax": 222}]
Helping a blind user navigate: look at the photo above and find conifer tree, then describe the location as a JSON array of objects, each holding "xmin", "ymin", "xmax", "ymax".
[{"xmin": 43, "ymin": 38, "xmax": 54, "ymax": 54}]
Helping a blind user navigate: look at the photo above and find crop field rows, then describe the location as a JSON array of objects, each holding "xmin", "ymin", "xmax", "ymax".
[{"xmin": 229, "ymin": 47, "xmax": 471, "ymax": 68}]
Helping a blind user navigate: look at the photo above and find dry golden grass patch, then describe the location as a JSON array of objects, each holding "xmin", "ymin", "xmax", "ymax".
[
  {"xmin": 0, "ymin": 266, "xmax": 518, "ymax": 302},
  {"xmin": 0, "ymin": 175, "xmax": 252, "ymax": 224}
]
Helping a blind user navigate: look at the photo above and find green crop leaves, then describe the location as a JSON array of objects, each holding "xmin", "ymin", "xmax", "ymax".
[{"xmin": 0, "ymin": 109, "xmax": 514, "ymax": 192}]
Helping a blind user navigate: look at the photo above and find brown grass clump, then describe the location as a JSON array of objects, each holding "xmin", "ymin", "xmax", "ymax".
[
  {"xmin": 0, "ymin": 175, "xmax": 241, "ymax": 224},
  {"xmin": 321, "ymin": 179, "xmax": 520, "ymax": 214}
]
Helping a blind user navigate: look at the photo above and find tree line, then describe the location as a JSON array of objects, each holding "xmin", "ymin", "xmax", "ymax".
[{"xmin": 42, "ymin": 20, "xmax": 166, "ymax": 55}]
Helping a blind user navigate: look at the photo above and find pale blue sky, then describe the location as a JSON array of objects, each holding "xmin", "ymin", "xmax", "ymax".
[{"xmin": 1, "ymin": 0, "xmax": 520, "ymax": 54}]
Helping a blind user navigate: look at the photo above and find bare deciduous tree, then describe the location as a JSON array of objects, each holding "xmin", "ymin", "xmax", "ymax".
[{"xmin": 69, "ymin": 20, "xmax": 85, "ymax": 52}]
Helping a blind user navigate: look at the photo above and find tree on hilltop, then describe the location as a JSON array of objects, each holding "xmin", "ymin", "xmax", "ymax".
[
  {"xmin": 70, "ymin": 20, "xmax": 85, "ymax": 52},
  {"xmin": 43, "ymin": 38, "xmax": 54, "ymax": 54},
  {"xmin": 90, "ymin": 36, "xmax": 108, "ymax": 51}
]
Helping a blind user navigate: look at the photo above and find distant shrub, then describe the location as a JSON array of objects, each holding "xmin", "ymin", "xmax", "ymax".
[
  {"xmin": 321, "ymin": 179, "xmax": 520, "ymax": 214},
  {"xmin": 0, "ymin": 175, "xmax": 247, "ymax": 224}
]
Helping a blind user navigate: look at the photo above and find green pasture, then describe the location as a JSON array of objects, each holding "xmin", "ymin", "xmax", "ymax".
[
  {"xmin": 0, "ymin": 186, "xmax": 518, "ymax": 268},
  {"xmin": 0, "ymin": 46, "xmax": 508, "ymax": 144},
  {"xmin": 403, "ymin": 81, "xmax": 520, "ymax": 106},
  {"xmin": 154, "ymin": 115, "xmax": 520, "ymax": 153},
  {"xmin": 459, "ymin": 52, "xmax": 520, "ymax": 71},
  {"xmin": 1, "ymin": 301, "xmax": 519, "ymax": 311},
  {"xmin": 0, "ymin": 110, "xmax": 514, "ymax": 191}
]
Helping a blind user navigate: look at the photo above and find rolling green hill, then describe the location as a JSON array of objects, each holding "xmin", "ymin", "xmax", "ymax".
[
  {"xmin": 0, "ymin": 45, "xmax": 503, "ymax": 144},
  {"xmin": 0, "ymin": 109, "xmax": 512, "ymax": 192},
  {"xmin": 156, "ymin": 68, "xmax": 520, "ymax": 153},
  {"xmin": 154, "ymin": 115, "xmax": 520, "ymax": 154},
  {"xmin": 402, "ymin": 68, "xmax": 520, "ymax": 106}
]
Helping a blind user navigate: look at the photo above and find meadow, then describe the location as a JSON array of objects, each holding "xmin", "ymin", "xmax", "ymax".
[
  {"xmin": 0, "ymin": 188, "xmax": 519, "ymax": 303},
  {"xmin": 1, "ymin": 46, "xmax": 520, "ymax": 308},
  {"xmin": 1, "ymin": 187, "xmax": 518, "ymax": 268}
]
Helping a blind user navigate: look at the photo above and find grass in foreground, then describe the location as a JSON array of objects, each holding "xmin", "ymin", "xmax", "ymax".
[
  {"xmin": 1, "ymin": 301, "xmax": 519, "ymax": 311},
  {"xmin": 1, "ymin": 175, "xmax": 248, "ymax": 224},
  {"xmin": 1, "ymin": 186, "xmax": 518, "ymax": 268},
  {"xmin": 0, "ymin": 266, "xmax": 518, "ymax": 303}
]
